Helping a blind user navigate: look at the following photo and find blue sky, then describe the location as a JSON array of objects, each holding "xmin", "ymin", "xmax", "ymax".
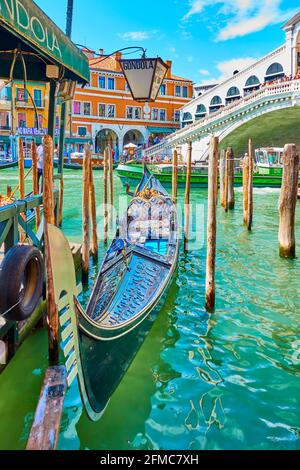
[{"xmin": 36, "ymin": 0, "xmax": 300, "ymax": 83}]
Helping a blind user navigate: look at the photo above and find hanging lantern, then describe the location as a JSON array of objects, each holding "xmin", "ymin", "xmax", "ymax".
[{"xmin": 118, "ymin": 57, "xmax": 169, "ymax": 102}]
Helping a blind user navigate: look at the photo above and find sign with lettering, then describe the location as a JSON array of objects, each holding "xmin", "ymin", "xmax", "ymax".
[
  {"xmin": 119, "ymin": 57, "xmax": 169, "ymax": 102},
  {"xmin": 17, "ymin": 127, "xmax": 59, "ymax": 136},
  {"xmin": 0, "ymin": 0, "xmax": 89, "ymax": 83}
]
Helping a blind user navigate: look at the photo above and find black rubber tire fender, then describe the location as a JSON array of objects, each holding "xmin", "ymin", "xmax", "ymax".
[{"xmin": 0, "ymin": 245, "xmax": 44, "ymax": 321}]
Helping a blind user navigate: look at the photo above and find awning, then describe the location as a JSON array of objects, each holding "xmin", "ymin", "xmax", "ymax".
[
  {"xmin": 0, "ymin": 0, "xmax": 89, "ymax": 84},
  {"xmin": 147, "ymin": 127, "xmax": 177, "ymax": 135},
  {"xmin": 65, "ymin": 137, "xmax": 92, "ymax": 144}
]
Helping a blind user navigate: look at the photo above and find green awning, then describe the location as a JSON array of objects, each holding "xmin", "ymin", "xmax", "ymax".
[
  {"xmin": 147, "ymin": 127, "xmax": 177, "ymax": 135},
  {"xmin": 65, "ymin": 137, "xmax": 92, "ymax": 144},
  {"xmin": 0, "ymin": 0, "xmax": 89, "ymax": 84}
]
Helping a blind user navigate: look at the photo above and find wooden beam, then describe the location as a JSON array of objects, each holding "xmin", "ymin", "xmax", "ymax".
[
  {"xmin": 26, "ymin": 366, "xmax": 67, "ymax": 451},
  {"xmin": 82, "ymin": 146, "xmax": 91, "ymax": 284},
  {"xmin": 184, "ymin": 142, "xmax": 192, "ymax": 252}
]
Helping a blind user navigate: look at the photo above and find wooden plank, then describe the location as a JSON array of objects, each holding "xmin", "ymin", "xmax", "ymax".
[{"xmin": 26, "ymin": 366, "xmax": 67, "ymax": 451}]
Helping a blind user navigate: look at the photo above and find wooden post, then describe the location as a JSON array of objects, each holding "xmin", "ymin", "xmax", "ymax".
[
  {"xmin": 43, "ymin": 135, "xmax": 59, "ymax": 365},
  {"xmin": 31, "ymin": 141, "xmax": 41, "ymax": 230},
  {"xmin": 224, "ymin": 149, "xmax": 229, "ymax": 212},
  {"xmin": 172, "ymin": 149, "xmax": 178, "ymax": 204},
  {"xmin": 205, "ymin": 136, "xmax": 219, "ymax": 312},
  {"xmin": 184, "ymin": 142, "xmax": 192, "ymax": 252},
  {"xmin": 6, "ymin": 185, "xmax": 12, "ymax": 198},
  {"xmin": 243, "ymin": 153, "xmax": 250, "ymax": 224},
  {"xmin": 278, "ymin": 144, "xmax": 299, "ymax": 258},
  {"xmin": 247, "ymin": 139, "xmax": 254, "ymax": 230},
  {"xmin": 26, "ymin": 366, "xmax": 67, "ymax": 451},
  {"xmin": 82, "ymin": 148, "xmax": 90, "ymax": 284},
  {"xmin": 219, "ymin": 149, "xmax": 226, "ymax": 208},
  {"xmin": 109, "ymin": 146, "xmax": 114, "ymax": 226},
  {"xmin": 103, "ymin": 148, "xmax": 109, "ymax": 245},
  {"xmin": 227, "ymin": 147, "xmax": 235, "ymax": 210},
  {"xmin": 88, "ymin": 146, "xmax": 98, "ymax": 261},
  {"xmin": 18, "ymin": 137, "xmax": 25, "ymax": 200}
]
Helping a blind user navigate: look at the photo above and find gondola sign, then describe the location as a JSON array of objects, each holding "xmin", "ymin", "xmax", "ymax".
[{"xmin": 119, "ymin": 57, "xmax": 169, "ymax": 102}]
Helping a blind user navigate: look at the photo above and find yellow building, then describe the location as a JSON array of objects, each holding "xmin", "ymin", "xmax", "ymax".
[{"xmin": 0, "ymin": 80, "xmax": 60, "ymax": 158}]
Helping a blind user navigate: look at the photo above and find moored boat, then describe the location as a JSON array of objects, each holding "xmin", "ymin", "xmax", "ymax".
[
  {"xmin": 254, "ymin": 147, "xmax": 284, "ymax": 176},
  {"xmin": 116, "ymin": 161, "xmax": 291, "ymax": 188},
  {"xmin": 47, "ymin": 166, "xmax": 179, "ymax": 420}
]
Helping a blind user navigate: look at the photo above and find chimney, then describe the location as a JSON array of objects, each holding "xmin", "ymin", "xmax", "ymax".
[
  {"xmin": 115, "ymin": 51, "xmax": 122, "ymax": 71},
  {"xmin": 99, "ymin": 48, "xmax": 104, "ymax": 56},
  {"xmin": 166, "ymin": 60, "xmax": 172, "ymax": 79}
]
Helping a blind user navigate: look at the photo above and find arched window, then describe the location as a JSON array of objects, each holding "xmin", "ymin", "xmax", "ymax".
[
  {"xmin": 265, "ymin": 63, "xmax": 284, "ymax": 82},
  {"xmin": 210, "ymin": 96, "xmax": 222, "ymax": 106},
  {"xmin": 195, "ymin": 104, "xmax": 206, "ymax": 120},
  {"xmin": 209, "ymin": 96, "xmax": 222, "ymax": 114},
  {"xmin": 245, "ymin": 75, "xmax": 260, "ymax": 87},
  {"xmin": 182, "ymin": 112, "xmax": 193, "ymax": 127},
  {"xmin": 227, "ymin": 87, "xmax": 240, "ymax": 97}
]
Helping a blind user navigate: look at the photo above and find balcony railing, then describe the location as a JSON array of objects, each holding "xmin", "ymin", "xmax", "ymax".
[{"xmin": 15, "ymin": 99, "xmax": 45, "ymax": 108}]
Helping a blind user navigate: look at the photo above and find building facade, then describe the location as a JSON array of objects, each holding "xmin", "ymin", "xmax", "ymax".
[
  {"xmin": 181, "ymin": 13, "xmax": 300, "ymax": 128},
  {"xmin": 0, "ymin": 80, "xmax": 60, "ymax": 158},
  {"xmin": 68, "ymin": 50, "xmax": 193, "ymax": 157}
]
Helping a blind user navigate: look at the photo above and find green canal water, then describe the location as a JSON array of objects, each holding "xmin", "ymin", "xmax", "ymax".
[{"xmin": 0, "ymin": 169, "xmax": 299, "ymax": 450}]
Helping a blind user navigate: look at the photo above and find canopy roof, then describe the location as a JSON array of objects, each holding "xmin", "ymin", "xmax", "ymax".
[{"xmin": 0, "ymin": 0, "xmax": 89, "ymax": 84}]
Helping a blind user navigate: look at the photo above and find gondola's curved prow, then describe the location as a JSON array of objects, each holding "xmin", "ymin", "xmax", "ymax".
[{"xmin": 46, "ymin": 223, "xmax": 105, "ymax": 422}]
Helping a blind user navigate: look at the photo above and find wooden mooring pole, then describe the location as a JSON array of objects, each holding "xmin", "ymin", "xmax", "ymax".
[
  {"xmin": 227, "ymin": 147, "xmax": 235, "ymax": 210},
  {"xmin": 243, "ymin": 153, "xmax": 250, "ymax": 224},
  {"xmin": 88, "ymin": 146, "xmax": 98, "ymax": 261},
  {"xmin": 82, "ymin": 147, "xmax": 91, "ymax": 284},
  {"xmin": 103, "ymin": 148, "xmax": 109, "ymax": 245},
  {"xmin": 18, "ymin": 137, "xmax": 25, "ymax": 200},
  {"xmin": 184, "ymin": 142, "xmax": 192, "ymax": 252},
  {"xmin": 247, "ymin": 139, "xmax": 254, "ymax": 231},
  {"xmin": 205, "ymin": 136, "xmax": 219, "ymax": 312},
  {"xmin": 219, "ymin": 149, "xmax": 226, "ymax": 208},
  {"xmin": 31, "ymin": 140, "xmax": 41, "ymax": 230},
  {"xmin": 43, "ymin": 135, "xmax": 59, "ymax": 365},
  {"xmin": 278, "ymin": 144, "xmax": 299, "ymax": 258},
  {"xmin": 172, "ymin": 149, "xmax": 178, "ymax": 204},
  {"xmin": 109, "ymin": 146, "xmax": 114, "ymax": 226}
]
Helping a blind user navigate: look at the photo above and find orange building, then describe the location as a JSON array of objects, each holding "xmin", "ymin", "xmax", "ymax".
[{"xmin": 69, "ymin": 49, "xmax": 193, "ymax": 156}]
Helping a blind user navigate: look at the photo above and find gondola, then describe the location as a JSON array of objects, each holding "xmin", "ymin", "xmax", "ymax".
[{"xmin": 47, "ymin": 165, "xmax": 179, "ymax": 421}]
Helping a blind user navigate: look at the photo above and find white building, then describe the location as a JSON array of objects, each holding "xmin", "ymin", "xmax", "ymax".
[{"xmin": 178, "ymin": 12, "xmax": 300, "ymax": 159}]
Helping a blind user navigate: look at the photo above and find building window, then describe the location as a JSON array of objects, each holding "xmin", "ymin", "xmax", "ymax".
[
  {"xmin": 126, "ymin": 107, "xmax": 133, "ymax": 119},
  {"xmin": 195, "ymin": 104, "xmax": 206, "ymax": 120},
  {"xmin": 182, "ymin": 86, "xmax": 188, "ymax": 98},
  {"xmin": 265, "ymin": 63, "xmax": 284, "ymax": 81},
  {"xmin": 98, "ymin": 103, "xmax": 106, "ymax": 117},
  {"xmin": 73, "ymin": 101, "xmax": 81, "ymax": 115},
  {"xmin": 18, "ymin": 113, "xmax": 26, "ymax": 127},
  {"xmin": 245, "ymin": 75, "xmax": 260, "ymax": 87},
  {"xmin": 83, "ymin": 102, "xmax": 91, "ymax": 116},
  {"xmin": 0, "ymin": 112, "xmax": 10, "ymax": 129},
  {"xmin": 55, "ymin": 116, "xmax": 60, "ymax": 128},
  {"xmin": 134, "ymin": 107, "xmax": 141, "ymax": 119},
  {"xmin": 34, "ymin": 89, "xmax": 42, "ymax": 107},
  {"xmin": 174, "ymin": 110, "xmax": 180, "ymax": 122},
  {"xmin": 160, "ymin": 84, "xmax": 166, "ymax": 96},
  {"xmin": 99, "ymin": 76, "xmax": 106, "ymax": 89},
  {"xmin": 108, "ymin": 78, "xmax": 115, "ymax": 90},
  {"xmin": 209, "ymin": 96, "xmax": 222, "ymax": 113},
  {"xmin": 159, "ymin": 109, "xmax": 166, "ymax": 121},
  {"xmin": 0, "ymin": 86, "xmax": 11, "ymax": 101},
  {"xmin": 152, "ymin": 108, "xmax": 159, "ymax": 121},
  {"xmin": 34, "ymin": 114, "xmax": 43, "ymax": 129},
  {"xmin": 107, "ymin": 105, "xmax": 115, "ymax": 118},
  {"xmin": 226, "ymin": 87, "xmax": 240, "ymax": 105},
  {"xmin": 78, "ymin": 126, "xmax": 87, "ymax": 136},
  {"xmin": 175, "ymin": 85, "xmax": 181, "ymax": 97},
  {"xmin": 16, "ymin": 88, "xmax": 28, "ymax": 102}
]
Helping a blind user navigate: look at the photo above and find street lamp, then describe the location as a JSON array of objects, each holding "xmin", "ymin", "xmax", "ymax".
[{"xmin": 118, "ymin": 57, "xmax": 169, "ymax": 102}]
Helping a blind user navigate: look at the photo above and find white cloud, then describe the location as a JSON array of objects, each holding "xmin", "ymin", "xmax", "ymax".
[
  {"xmin": 118, "ymin": 31, "xmax": 151, "ymax": 41},
  {"xmin": 199, "ymin": 69, "xmax": 210, "ymax": 75},
  {"xmin": 183, "ymin": 0, "xmax": 297, "ymax": 41},
  {"xmin": 217, "ymin": 57, "xmax": 257, "ymax": 78}
]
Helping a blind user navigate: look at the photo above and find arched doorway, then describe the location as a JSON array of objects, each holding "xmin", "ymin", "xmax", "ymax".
[
  {"xmin": 95, "ymin": 129, "xmax": 119, "ymax": 155},
  {"xmin": 123, "ymin": 129, "xmax": 145, "ymax": 148}
]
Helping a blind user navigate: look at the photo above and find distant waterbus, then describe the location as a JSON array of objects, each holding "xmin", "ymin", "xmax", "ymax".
[{"xmin": 254, "ymin": 147, "xmax": 284, "ymax": 176}]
